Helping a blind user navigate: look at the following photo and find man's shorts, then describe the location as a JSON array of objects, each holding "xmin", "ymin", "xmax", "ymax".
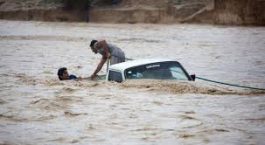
[{"xmin": 110, "ymin": 48, "xmax": 125, "ymax": 65}]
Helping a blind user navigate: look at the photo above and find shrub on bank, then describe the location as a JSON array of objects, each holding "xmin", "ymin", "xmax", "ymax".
[{"xmin": 63, "ymin": 0, "xmax": 92, "ymax": 10}]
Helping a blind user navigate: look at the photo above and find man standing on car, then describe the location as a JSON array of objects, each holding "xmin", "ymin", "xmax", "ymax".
[{"xmin": 89, "ymin": 39, "xmax": 125, "ymax": 80}]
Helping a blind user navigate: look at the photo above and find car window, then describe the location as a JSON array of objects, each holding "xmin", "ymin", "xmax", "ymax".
[
  {"xmin": 125, "ymin": 61, "xmax": 189, "ymax": 80},
  {"xmin": 108, "ymin": 70, "xmax": 123, "ymax": 82},
  {"xmin": 170, "ymin": 67, "xmax": 189, "ymax": 80}
]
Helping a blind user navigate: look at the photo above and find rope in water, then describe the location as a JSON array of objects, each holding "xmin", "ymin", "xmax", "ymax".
[{"xmin": 196, "ymin": 76, "xmax": 265, "ymax": 91}]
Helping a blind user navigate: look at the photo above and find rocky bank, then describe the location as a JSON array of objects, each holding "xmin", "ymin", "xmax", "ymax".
[{"xmin": 0, "ymin": 0, "xmax": 264, "ymax": 25}]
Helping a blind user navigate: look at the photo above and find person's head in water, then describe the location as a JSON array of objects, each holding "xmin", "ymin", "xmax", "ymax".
[
  {"xmin": 57, "ymin": 67, "xmax": 78, "ymax": 80},
  {"xmin": 90, "ymin": 40, "xmax": 98, "ymax": 54},
  {"xmin": 57, "ymin": 67, "xmax": 69, "ymax": 80}
]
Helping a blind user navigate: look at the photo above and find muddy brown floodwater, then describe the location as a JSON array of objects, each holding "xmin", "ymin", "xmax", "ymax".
[{"xmin": 0, "ymin": 20, "xmax": 265, "ymax": 145}]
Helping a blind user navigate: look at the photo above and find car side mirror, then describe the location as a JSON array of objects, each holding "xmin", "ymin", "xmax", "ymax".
[{"xmin": 190, "ymin": 74, "xmax": 196, "ymax": 81}]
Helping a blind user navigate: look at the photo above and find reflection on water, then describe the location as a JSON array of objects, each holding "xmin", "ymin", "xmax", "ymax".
[{"xmin": 0, "ymin": 20, "xmax": 265, "ymax": 145}]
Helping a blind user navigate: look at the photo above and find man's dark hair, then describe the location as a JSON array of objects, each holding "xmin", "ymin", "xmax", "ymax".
[
  {"xmin": 90, "ymin": 40, "xmax": 98, "ymax": 48},
  {"xmin": 57, "ymin": 67, "xmax": 67, "ymax": 80}
]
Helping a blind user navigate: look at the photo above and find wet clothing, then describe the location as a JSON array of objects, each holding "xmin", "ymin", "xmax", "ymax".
[
  {"xmin": 98, "ymin": 43, "xmax": 125, "ymax": 65},
  {"xmin": 69, "ymin": 75, "xmax": 77, "ymax": 80}
]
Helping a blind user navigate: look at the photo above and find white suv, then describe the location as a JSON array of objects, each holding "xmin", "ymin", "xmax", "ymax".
[{"xmin": 106, "ymin": 58, "xmax": 195, "ymax": 82}]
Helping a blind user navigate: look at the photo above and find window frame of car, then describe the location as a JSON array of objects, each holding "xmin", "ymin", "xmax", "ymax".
[
  {"xmin": 107, "ymin": 69, "xmax": 124, "ymax": 82},
  {"xmin": 124, "ymin": 61, "xmax": 192, "ymax": 81}
]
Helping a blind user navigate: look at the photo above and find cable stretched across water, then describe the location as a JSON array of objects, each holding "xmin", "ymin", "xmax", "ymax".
[{"xmin": 196, "ymin": 76, "xmax": 265, "ymax": 91}]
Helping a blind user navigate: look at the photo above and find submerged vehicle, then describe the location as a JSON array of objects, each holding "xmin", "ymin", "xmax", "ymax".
[{"xmin": 106, "ymin": 59, "xmax": 195, "ymax": 82}]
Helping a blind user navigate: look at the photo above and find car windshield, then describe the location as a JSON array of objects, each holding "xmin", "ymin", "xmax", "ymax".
[{"xmin": 125, "ymin": 61, "xmax": 189, "ymax": 80}]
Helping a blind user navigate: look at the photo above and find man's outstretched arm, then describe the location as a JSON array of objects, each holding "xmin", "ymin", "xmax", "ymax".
[{"xmin": 91, "ymin": 57, "xmax": 107, "ymax": 80}]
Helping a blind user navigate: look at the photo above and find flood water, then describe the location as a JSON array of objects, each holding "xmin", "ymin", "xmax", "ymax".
[{"xmin": 0, "ymin": 20, "xmax": 265, "ymax": 145}]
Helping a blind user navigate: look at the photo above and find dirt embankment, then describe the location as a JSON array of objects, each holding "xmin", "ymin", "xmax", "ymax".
[
  {"xmin": 90, "ymin": 0, "xmax": 265, "ymax": 25},
  {"xmin": 89, "ymin": 0, "xmax": 211, "ymax": 23},
  {"xmin": 0, "ymin": 0, "xmax": 264, "ymax": 25},
  {"xmin": 191, "ymin": 0, "xmax": 265, "ymax": 25},
  {"xmin": 0, "ymin": 0, "xmax": 89, "ymax": 22}
]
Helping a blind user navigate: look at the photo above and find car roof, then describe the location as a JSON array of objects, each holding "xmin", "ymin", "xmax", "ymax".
[{"xmin": 109, "ymin": 58, "xmax": 179, "ymax": 72}]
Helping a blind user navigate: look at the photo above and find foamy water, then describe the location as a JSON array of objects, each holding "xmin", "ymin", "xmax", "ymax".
[{"xmin": 0, "ymin": 20, "xmax": 265, "ymax": 145}]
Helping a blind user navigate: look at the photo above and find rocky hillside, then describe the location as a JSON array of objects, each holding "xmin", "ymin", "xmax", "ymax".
[
  {"xmin": 90, "ymin": 0, "xmax": 265, "ymax": 25},
  {"xmin": 89, "ymin": 0, "xmax": 212, "ymax": 23},
  {"xmin": 213, "ymin": 0, "xmax": 265, "ymax": 25},
  {"xmin": 0, "ymin": 0, "xmax": 264, "ymax": 25}
]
